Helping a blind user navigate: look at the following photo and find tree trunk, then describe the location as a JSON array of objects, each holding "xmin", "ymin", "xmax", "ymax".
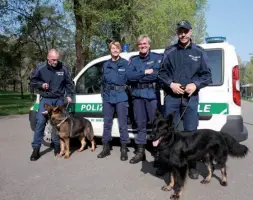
[
  {"xmin": 83, "ymin": 16, "xmax": 92, "ymax": 65},
  {"xmin": 20, "ymin": 81, "xmax": 24, "ymax": 99},
  {"xmin": 73, "ymin": 0, "xmax": 84, "ymax": 75}
]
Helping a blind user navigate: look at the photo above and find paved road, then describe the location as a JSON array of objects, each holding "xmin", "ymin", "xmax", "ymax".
[{"xmin": 0, "ymin": 101, "xmax": 253, "ymax": 200}]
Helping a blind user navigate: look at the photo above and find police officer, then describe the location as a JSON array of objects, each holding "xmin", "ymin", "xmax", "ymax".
[
  {"xmin": 158, "ymin": 20, "xmax": 212, "ymax": 178},
  {"xmin": 29, "ymin": 49, "xmax": 74, "ymax": 161},
  {"xmin": 97, "ymin": 41, "xmax": 130, "ymax": 161},
  {"xmin": 126, "ymin": 34, "xmax": 162, "ymax": 164}
]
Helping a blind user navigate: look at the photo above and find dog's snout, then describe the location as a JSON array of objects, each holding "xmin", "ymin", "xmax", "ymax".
[{"xmin": 149, "ymin": 133, "xmax": 156, "ymax": 140}]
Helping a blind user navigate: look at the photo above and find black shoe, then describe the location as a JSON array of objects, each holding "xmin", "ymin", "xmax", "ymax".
[
  {"xmin": 188, "ymin": 160, "xmax": 199, "ymax": 179},
  {"xmin": 54, "ymin": 146, "xmax": 60, "ymax": 156},
  {"xmin": 188, "ymin": 168, "xmax": 199, "ymax": 179},
  {"xmin": 129, "ymin": 144, "xmax": 146, "ymax": 164},
  {"xmin": 120, "ymin": 143, "xmax": 128, "ymax": 161},
  {"xmin": 97, "ymin": 143, "xmax": 111, "ymax": 158},
  {"xmin": 30, "ymin": 148, "xmax": 40, "ymax": 161}
]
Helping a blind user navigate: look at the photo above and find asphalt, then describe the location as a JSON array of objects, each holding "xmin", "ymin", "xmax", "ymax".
[{"xmin": 0, "ymin": 101, "xmax": 253, "ymax": 200}]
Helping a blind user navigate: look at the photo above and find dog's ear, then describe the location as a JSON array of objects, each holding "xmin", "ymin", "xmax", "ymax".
[
  {"xmin": 58, "ymin": 104, "xmax": 65, "ymax": 110},
  {"xmin": 167, "ymin": 111, "xmax": 176, "ymax": 127},
  {"xmin": 44, "ymin": 104, "xmax": 53, "ymax": 111},
  {"xmin": 155, "ymin": 109, "xmax": 164, "ymax": 119}
]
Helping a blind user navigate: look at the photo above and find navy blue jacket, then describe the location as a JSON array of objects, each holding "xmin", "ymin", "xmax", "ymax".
[
  {"xmin": 158, "ymin": 42, "xmax": 212, "ymax": 94},
  {"xmin": 102, "ymin": 57, "xmax": 128, "ymax": 104},
  {"xmin": 30, "ymin": 61, "xmax": 74, "ymax": 98},
  {"xmin": 126, "ymin": 52, "xmax": 162, "ymax": 100}
]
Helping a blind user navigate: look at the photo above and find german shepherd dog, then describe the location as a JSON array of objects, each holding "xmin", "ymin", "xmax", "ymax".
[
  {"xmin": 151, "ymin": 110, "xmax": 248, "ymax": 200},
  {"xmin": 44, "ymin": 104, "xmax": 96, "ymax": 159}
]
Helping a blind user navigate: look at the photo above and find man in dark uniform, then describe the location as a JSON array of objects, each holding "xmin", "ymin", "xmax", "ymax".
[
  {"xmin": 158, "ymin": 20, "xmax": 212, "ymax": 178},
  {"xmin": 126, "ymin": 34, "xmax": 163, "ymax": 164},
  {"xmin": 29, "ymin": 49, "xmax": 74, "ymax": 161}
]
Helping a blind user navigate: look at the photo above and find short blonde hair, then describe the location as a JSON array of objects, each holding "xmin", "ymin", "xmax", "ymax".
[
  {"xmin": 108, "ymin": 41, "xmax": 122, "ymax": 51},
  {"xmin": 137, "ymin": 34, "xmax": 151, "ymax": 44}
]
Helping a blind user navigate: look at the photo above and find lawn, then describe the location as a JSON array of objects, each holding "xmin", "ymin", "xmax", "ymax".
[{"xmin": 0, "ymin": 91, "xmax": 34, "ymax": 116}]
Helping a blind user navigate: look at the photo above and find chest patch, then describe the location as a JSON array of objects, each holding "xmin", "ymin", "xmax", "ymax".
[
  {"xmin": 118, "ymin": 68, "xmax": 125, "ymax": 72},
  {"xmin": 56, "ymin": 71, "xmax": 64, "ymax": 76},
  {"xmin": 189, "ymin": 55, "xmax": 200, "ymax": 62},
  {"xmin": 147, "ymin": 61, "xmax": 154, "ymax": 65}
]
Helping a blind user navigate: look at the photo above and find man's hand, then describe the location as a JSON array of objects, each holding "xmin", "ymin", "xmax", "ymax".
[
  {"xmin": 144, "ymin": 69, "xmax": 153, "ymax": 75},
  {"xmin": 185, "ymin": 83, "xmax": 197, "ymax": 96},
  {"xmin": 170, "ymin": 82, "xmax": 185, "ymax": 94},
  {"xmin": 66, "ymin": 97, "xmax": 72, "ymax": 103},
  {"xmin": 42, "ymin": 83, "xmax": 49, "ymax": 90}
]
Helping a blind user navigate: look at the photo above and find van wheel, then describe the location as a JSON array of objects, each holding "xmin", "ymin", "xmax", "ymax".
[{"xmin": 43, "ymin": 122, "xmax": 53, "ymax": 147}]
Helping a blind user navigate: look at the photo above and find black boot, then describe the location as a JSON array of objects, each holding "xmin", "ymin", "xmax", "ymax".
[
  {"xmin": 120, "ymin": 143, "xmax": 128, "ymax": 161},
  {"xmin": 30, "ymin": 147, "xmax": 40, "ymax": 161},
  {"xmin": 129, "ymin": 144, "xmax": 146, "ymax": 164},
  {"xmin": 188, "ymin": 160, "xmax": 199, "ymax": 179},
  {"xmin": 97, "ymin": 143, "xmax": 111, "ymax": 158}
]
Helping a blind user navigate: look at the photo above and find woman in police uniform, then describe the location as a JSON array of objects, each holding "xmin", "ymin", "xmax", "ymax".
[{"xmin": 97, "ymin": 41, "xmax": 130, "ymax": 161}]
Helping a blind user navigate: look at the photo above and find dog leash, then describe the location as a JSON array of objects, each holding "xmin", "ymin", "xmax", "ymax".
[
  {"xmin": 56, "ymin": 101, "xmax": 70, "ymax": 127},
  {"xmin": 156, "ymin": 75, "xmax": 192, "ymax": 129},
  {"xmin": 174, "ymin": 95, "xmax": 191, "ymax": 129}
]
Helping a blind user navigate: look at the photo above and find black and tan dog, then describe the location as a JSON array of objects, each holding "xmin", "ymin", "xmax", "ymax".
[
  {"xmin": 152, "ymin": 110, "xmax": 249, "ymax": 200},
  {"xmin": 44, "ymin": 104, "xmax": 96, "ymax": 159}
]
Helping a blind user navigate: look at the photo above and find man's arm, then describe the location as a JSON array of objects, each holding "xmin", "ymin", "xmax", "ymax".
[
  {"xmin": 141, "ymin": 56, "xmax": 162, "ymax": 82},
  {"xmin": 157, "ymin": 53, "xmax": 174, "ymax": 87},
  {"xmin": 126, "ymin": 58, "xmax": 145, "ymax": 82},
  {"xmin": 192, "ymin": 50, "xmax": 212, "ymax": 89},
  {"xmin": 30, "ymin": 64, "xmax": 44, "ymax": 89}
]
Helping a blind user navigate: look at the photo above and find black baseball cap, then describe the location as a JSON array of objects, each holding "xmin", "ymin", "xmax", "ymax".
[{"xmin": 176, "ymin": 20, "xmax": 192, "ymax": 30}]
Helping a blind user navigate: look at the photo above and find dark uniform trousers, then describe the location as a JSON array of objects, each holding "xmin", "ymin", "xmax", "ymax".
[
  {"xmin": 164, "ymin": 94, "xmax": 199, "ymax": 131},
  {"xmin": 102, "ymin": 101, "xmax": 130, "ymax": 144},
  {"xmin": 133, "ymin": 98, "xmax": 157, "ymax": 144}
]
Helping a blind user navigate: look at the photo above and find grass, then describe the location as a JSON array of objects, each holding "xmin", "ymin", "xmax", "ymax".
[{"xmin": 0, "ymin": 90, "xmax": 34, "ymax": 116}]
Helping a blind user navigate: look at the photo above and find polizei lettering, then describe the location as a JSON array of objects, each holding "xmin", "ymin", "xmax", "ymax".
[{"xmin": 81, "ymin": 104, "xmax": 103, "ymax": 112}]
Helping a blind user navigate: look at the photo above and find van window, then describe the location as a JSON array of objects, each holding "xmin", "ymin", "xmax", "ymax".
[
  {"xmin": 76, "ymin": 61, "xmax": 105, "ymax": 94},
  {"xmin": 206, "ymin": 49, "xmax": 223, "ymax": 85}
]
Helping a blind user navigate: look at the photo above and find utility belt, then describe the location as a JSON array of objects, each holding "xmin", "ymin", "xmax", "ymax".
[
  {"xmin": 132, "ymin": 83, "xmax": 155, "ymax": 89},
  {"xmin": 105, "ymin": 85, "xmax": 127, "ymax": 91}
]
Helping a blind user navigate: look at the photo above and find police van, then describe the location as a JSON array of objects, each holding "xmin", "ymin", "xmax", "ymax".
[{"xmin": 29, "ymin": 36, "xmax": 248, "ymax": 146}]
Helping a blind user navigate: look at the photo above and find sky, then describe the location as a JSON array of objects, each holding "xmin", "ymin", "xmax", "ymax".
[{"xmin": 206, "ymin": 0, "xmax": 253, "ymax": 62}]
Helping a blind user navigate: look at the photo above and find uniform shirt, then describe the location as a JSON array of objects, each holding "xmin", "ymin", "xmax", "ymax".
[
  {"xmin": 158, "ymin": 42, "xmax": 212, "ymax": 93},
  {"xmin": 30, "ymin": 61, "xmax": 74, "ymax": 98},
  {"xmin": 126, "ymin": 52, "xmax": 162, "ymax": 100},
  {"xmin": 102, "ymin": 57, "xmax": 128, "ymax": 104}
]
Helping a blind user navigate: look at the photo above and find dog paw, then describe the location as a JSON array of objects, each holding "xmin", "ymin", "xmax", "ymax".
[
  {"xmin": 77, "ymin": 149, "xmax": 83, "ymax": 152},
  {"xmin": 161, "ymin": 185, "xmax": 172, "ymax": 191},
  {"xmin": 91, "ymin": 148, "xmax": 95, "ymax": 152},
  {"xmin": 57, "ymin": 152, "xmax": 64, "ymax": 157},
  {"xmin": 201, "ymin": 179, "xmax": 210, "ymax": 184},
  {"xmin": 220, "ymin": 181, "xmax": 228, "ymax": 187},
  {"xmin": 170, "ymin": 194, "xmax": 180, "ymax": 200}
]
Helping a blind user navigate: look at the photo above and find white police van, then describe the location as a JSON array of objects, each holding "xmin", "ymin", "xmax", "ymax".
[{"xmin": 29, "ymin": 36, "xmax": 248, "ymax": 146}]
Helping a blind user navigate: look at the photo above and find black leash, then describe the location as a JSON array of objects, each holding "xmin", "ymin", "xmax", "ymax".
[
  {"xmin": 174, "ymin": 95, "xmax": 191, "ymax": 129},
  {"xmin": 156, "ymin": 74, "xmax": 192, "ymax": 129}
]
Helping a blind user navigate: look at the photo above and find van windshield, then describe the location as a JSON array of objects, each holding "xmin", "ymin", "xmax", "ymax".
[{"xmin": 205, "ymin": 49, "xmax": 223, "ymax": 85}]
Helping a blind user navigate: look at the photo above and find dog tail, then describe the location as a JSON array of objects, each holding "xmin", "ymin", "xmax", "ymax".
[{"xmin": 222, "ymin": 133, "xmax": 249, "ymax": 158}]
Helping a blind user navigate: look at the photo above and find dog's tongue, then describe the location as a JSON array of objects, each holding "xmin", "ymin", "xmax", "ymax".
[{"xmin": 152, "ymin": 139, "xmax": 160, "ymax": 147}]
